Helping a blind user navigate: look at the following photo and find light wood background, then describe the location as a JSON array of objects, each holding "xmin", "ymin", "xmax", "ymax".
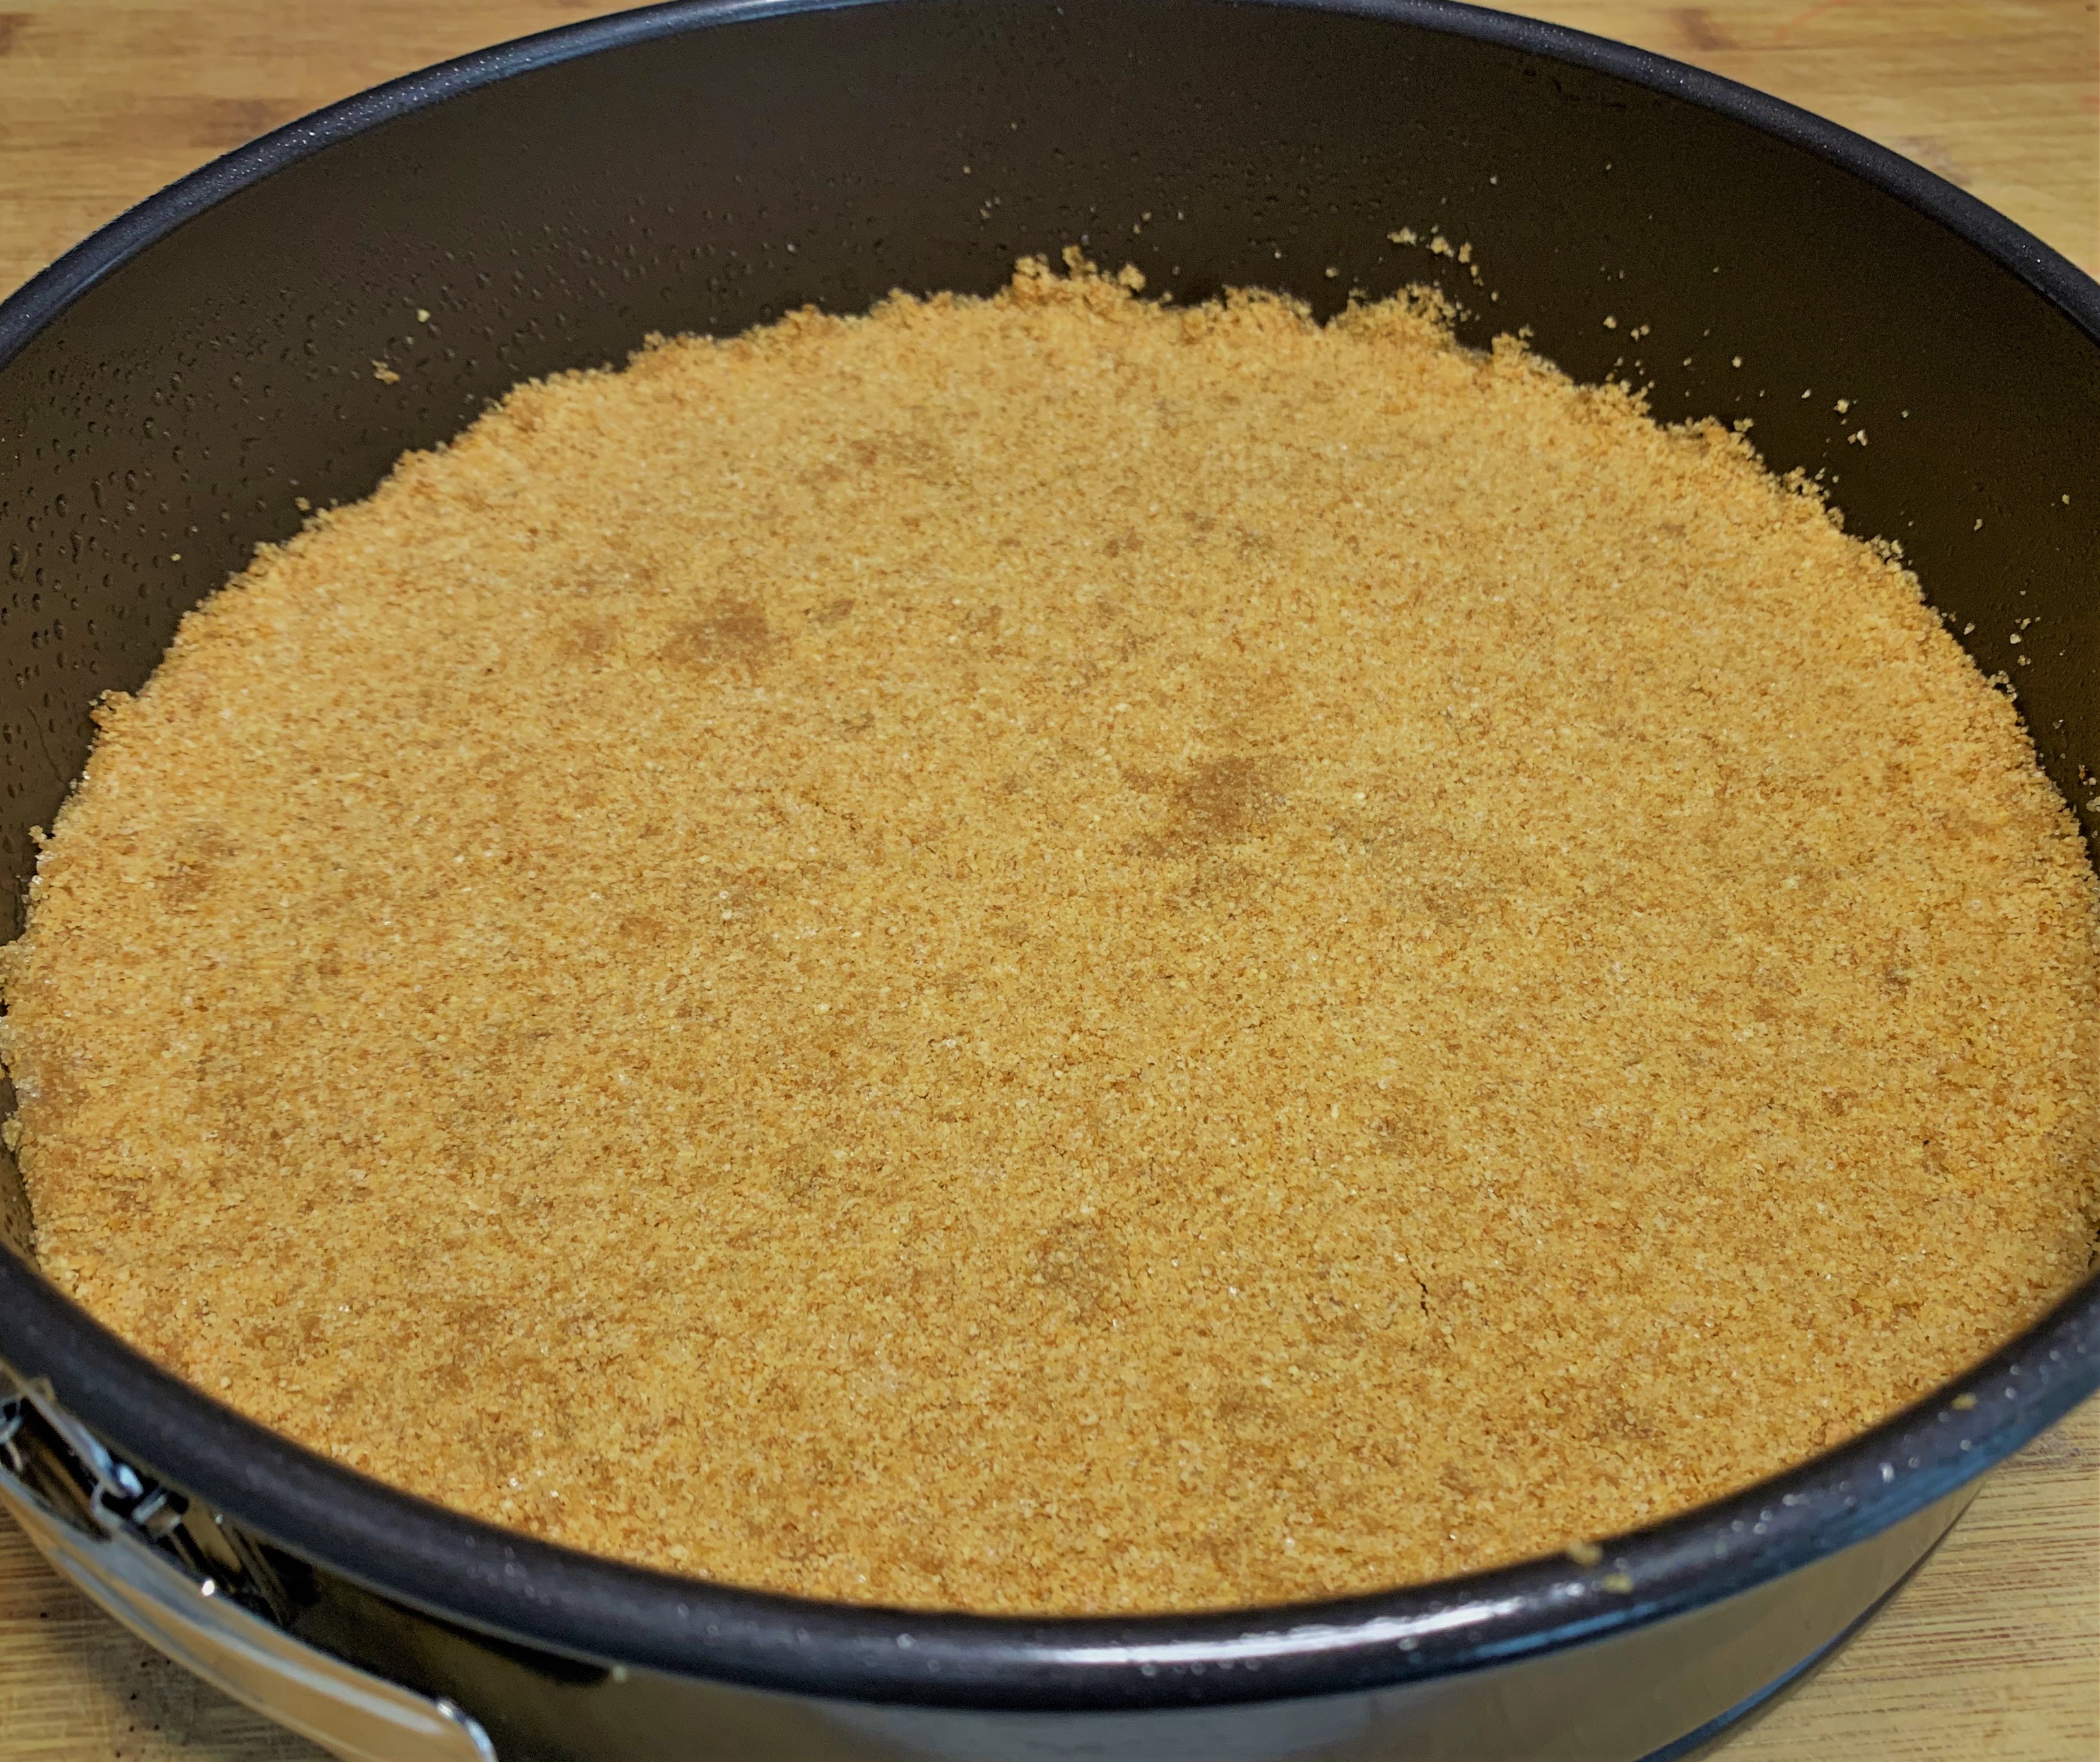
[{"xmin": 1, "ymin": 1, "xmax": 2096, "ymax": 1757}]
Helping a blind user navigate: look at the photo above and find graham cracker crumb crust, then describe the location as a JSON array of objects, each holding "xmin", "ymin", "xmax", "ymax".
[{"xmin": 4, "ymin": 258, "xmax": 2096, "ymax": 1615}]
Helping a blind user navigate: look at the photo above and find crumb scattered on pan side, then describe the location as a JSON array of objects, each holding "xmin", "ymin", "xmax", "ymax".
[{"xmin": 5, "ymin": 256, "xmax": 2096, "ymax": 1615}]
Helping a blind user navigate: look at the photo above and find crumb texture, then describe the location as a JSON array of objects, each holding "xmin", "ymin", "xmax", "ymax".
[{"xmin": 5, "ymin": 260, "xmax": 2096, "ymax": 1615}]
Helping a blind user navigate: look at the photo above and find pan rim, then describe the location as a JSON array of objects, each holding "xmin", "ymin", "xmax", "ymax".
[{"xmin": 1, "ymin": 0, "xmax": 2096, "ymax": 1713}]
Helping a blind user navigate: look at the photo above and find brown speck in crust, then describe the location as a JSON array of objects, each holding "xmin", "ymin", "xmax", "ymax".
[
  {"xmin": 3, "ymin": 256, "xmax": 2095, "ymax": 1619},
  {"xmin": 1165, "ymin": 753, "xmax": 1285, "ymax": 845},
  {"xmin": 562, "ymin": 618, "xmax": 615, "ymax": 661},
  {"xmin": 1029, "ymin": 1215, "xmax": 1129, "ymax": 1320},
  {"xmin": 657, "ymin": 598, "xmax": 782, "ymax": 676}
]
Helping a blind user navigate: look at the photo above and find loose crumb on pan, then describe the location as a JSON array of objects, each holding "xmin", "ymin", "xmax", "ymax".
[{"xmin": 3, "ymin": 255, "xmax": 2097, "ymax": 1617}]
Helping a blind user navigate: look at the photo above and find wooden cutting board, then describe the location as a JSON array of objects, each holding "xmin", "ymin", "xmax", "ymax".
[{"xmin": 0, "ymin": 3, "xmax": 2095, "ymax": 1757}]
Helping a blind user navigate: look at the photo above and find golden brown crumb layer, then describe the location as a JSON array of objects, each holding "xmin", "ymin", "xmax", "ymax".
[{"xmin": 5, "ymin": 261, "xmax": 2097, "ymax": 1615}]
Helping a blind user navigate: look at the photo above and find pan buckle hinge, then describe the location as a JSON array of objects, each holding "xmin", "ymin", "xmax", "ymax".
[
  {"xmin": 3, "ymin": 1362, "xmax": 164, "ymax": 1534},
  {"xmin": 0, "ymin": 1363, "xmax": 288, "ymax": 1622}
]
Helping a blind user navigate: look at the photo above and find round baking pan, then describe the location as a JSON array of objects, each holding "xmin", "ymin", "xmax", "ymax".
[{"xmin": 1, "ymin": 2, "xmax": 2095, "ymax": 1758}]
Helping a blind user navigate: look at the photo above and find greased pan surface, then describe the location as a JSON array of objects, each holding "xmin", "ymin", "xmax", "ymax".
[{"xmin": 0, "ymin": 3, "xmax": 2095, "ymax": 1757}]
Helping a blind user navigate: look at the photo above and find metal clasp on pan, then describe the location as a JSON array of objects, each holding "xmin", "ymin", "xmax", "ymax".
[{"xmin": 0, "ymin": 1363, "xmax": 499, "ymax": 1762}]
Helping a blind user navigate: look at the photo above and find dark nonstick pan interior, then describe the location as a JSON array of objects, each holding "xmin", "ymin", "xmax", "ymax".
[{"xmin": 1, "ymin": 1, "xmax": 2097, "ymax": 1757}]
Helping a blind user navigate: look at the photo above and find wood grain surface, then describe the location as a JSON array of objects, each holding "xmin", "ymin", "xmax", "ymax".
[{"xmin": 1, "ymin": 1, "xmax": 2096, "ymax": 1757}]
